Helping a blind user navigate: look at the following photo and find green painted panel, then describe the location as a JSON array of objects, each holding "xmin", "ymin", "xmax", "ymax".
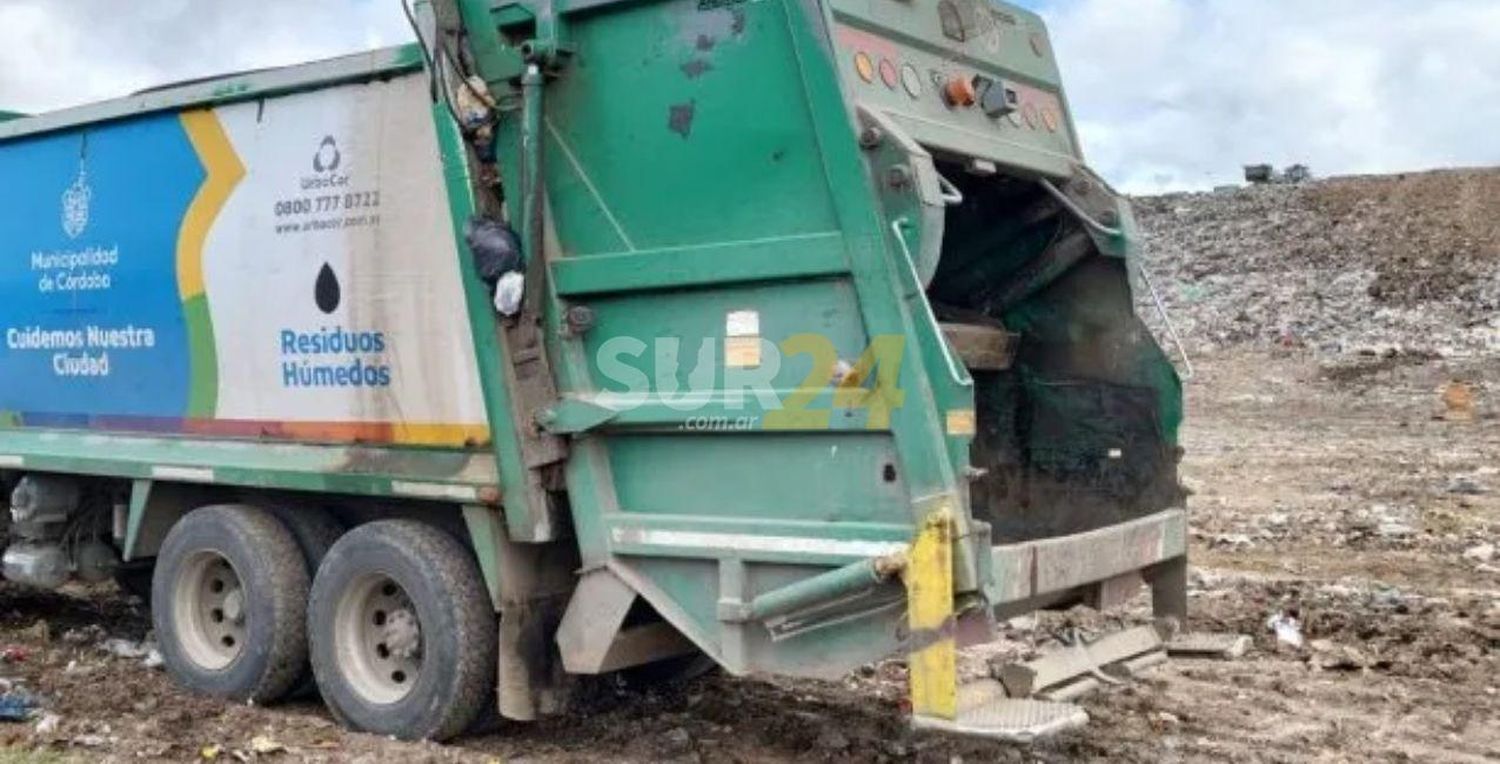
[
  {"xmin": 536, "ymin": 0, "xmax": 843, "ymax": 255},
  {"xmin": 551, "ymin": 232, "xmax": 850, "ymax": 296},
  {"xmin": 607, "ymin": 432, "xmax": 909, "ymax": 523},
  {"xmin": 0, "ymin": 428, "xmax": 499, "ymax": 500},
  {"xmin": 582, "ymin": 278, "xmax": 871, "ymax": 394}
]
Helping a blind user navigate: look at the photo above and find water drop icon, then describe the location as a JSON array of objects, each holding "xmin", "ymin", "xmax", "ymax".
[{"xmin": 315, "ymin": 263, "xmax": 341, "ymax": 314}]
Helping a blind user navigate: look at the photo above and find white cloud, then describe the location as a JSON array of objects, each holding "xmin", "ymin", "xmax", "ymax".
[
  {"xmin": 0, "ymin": 1, "xmax": 413, "ymax": 114},
  {"xmin": 1041, "ymin": 0, "xmax": 1500, "ymax": 192},
  {"xmin": 2, "ymin": 1, "xmax": 1496, "ymax": 195}
]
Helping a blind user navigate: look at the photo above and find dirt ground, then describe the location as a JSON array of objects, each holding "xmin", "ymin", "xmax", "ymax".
[{"xmin": 0, "ymin": 348, "xmax": 1495, "ymax": 763}]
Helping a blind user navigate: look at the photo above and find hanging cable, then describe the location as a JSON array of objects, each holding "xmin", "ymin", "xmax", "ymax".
[{"xmin": 401, "ymin": 0, "xmax": 473, "ymax": 131}]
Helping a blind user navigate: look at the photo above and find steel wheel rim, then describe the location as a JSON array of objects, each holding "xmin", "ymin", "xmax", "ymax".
[
  {"xmin": 332, "ymin": 573, "xmax": 423, "ymax": 705},
  {"xmin": 172, "ymin": 551, "xmax": 247, "ymax": 671}
]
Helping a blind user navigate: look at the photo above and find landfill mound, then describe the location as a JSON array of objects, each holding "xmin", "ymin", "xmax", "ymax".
[{"xmin": 1133, "ymin": 168, "xmax": 1500, "ymax": 358}]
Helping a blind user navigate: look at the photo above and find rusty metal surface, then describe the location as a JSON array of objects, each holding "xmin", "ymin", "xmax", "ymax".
[{"xmin": 988, "ymin": 509, "xmax": 1187, "ymax": 605}]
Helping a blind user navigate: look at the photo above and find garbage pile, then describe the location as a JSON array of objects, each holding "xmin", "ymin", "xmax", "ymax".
[{"xmin": 1132, "ymin": 169, "xmax": 1500, "ymax": 358}]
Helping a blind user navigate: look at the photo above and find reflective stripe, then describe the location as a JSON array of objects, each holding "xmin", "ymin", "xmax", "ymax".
[
  {"xmin": 611, "ymin": 527, "xmax": 906, "ymax": 558},
  {"xmin": 151, "ymin": 466, "xmax": 215, "ymax": 482},
  {"xmin": 390, "ymin": 481, "xmax": 480, "ymax": 502}
]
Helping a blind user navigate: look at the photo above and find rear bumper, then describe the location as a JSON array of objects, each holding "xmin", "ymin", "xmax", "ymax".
[{"xmin": 984, "ymin": 509, "xmax": 1187, "ymax": 608}]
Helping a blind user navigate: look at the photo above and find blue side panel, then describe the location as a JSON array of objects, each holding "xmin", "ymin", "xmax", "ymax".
[{"xmin": 0, "ymin": 113, "xmax": 203, "ymax": 422}]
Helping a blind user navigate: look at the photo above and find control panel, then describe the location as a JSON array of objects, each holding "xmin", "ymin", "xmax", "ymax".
[{"xmin": 829, "ymin": 0, "xmax": 1079, "ymax": 177}]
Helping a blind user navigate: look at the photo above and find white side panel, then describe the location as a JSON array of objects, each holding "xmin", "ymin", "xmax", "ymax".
[{"xmin": 203, "ymin": 75, "xmax": 487, "ymax": 444}]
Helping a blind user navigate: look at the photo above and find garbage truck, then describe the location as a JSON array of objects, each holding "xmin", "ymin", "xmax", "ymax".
[{"xmin": 0, "ymin": 0, "xmax": 1187, "ymax": 742}]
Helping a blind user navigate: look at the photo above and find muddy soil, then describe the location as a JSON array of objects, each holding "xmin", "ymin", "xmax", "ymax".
[{"xmin": 0, "ymin": 349, "xmax": 1493, "ymax": 762}]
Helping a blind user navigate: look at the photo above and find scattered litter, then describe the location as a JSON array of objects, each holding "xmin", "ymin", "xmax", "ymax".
[
  {"xmin": 20, "ymin": 620, "xmax": 49, "ymax": 644},
  {"xmin": 0, "ymin": 689, "xmax": 38, "ymax": 721},
  {"xmin": 101, "ymin": 635, "xmax": 162, "ymax": 668},
  {"xmin": 1006, "ymin": 614, "xmax": 1038, "ymax": 631},
  {"xmin": 1445, "ymin": 475, "xmax": 1489, "ymax": 495},
  {"xmin": 61, "ymin": 625, "xmax": 106, "ymax": 646},
  {"xmin": 1463, "ymin": 544, "xmax": 1495, "ymax": 564},
  {"xmin": 1167, "ymin": 632, "xmax": 1251, "ymax": 660},
  {"xmin": 1148, "ymin": 710, "xmax": 1181, "ymax": 730},
  {"xmin": 1308, "ymin": 640, "xmax": 1370, "ymax": 672},
  {"xmin": 73, "ymin": 733, "xmax": 108, "ymax": 747},
  {"xmin": 34, "ymin": 712, "xmax": 60, "ymax": 735},
  {"xmin": 101, "ymin": 637, "xmax": 149, "ymax": 659},
  {"xmin": 249, "ymin": 735, "xmax": 286, "ymax": 755},
  {"xmin": 1134, "ymin": 172, "xmax": 1500, "ymax": 359},
  {"xmin": 1375, "ymin": 521, "xmax": 1415, "ymax": 539},
  {"xmin": 493, "ymin": 271, "xmax": 526, "ymax": 317},
  {"xmin": 1, "ymin": 646, "xmax": 28, "ymax": 664},
  {"xmin": 1440, "ymin": 382, "xmax": 1475, "ymax": 422},
  {"xmin": 1266, "ymin": 612, "xmax": 1304, "ymax": 648},
  {"xmin": 662, "ymin": 726, "xmax": 692, "ymax": 752},
  {"xmin": 201, "ymin": 744, "xmax": 223, "ymax": 760},
  {"xmin": 1210, "ymin": 533, "xmax": 1255, "ymax": 551}
]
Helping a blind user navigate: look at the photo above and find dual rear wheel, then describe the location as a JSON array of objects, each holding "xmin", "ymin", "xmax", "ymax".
[{"xmin": 151, "ymin": 507, "xmax": 495, "ymax": 740}]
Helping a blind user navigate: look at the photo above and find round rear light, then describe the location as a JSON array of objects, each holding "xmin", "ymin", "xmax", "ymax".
[
  {"xmin": 1022, "ymin": 103, "xmax": 1039, "ymax": 130},
  {"xmin": 901, "ymin": 64, "xmax": 923, "ymax": 98},
  {"xmin": 854, "ymin": 52, "xmax": 875, "ymax": 83}
]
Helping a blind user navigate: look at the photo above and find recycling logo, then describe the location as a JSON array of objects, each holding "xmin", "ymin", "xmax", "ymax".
[{"xmin": 313, "ymin": 136, "xmax": 342, "ymax": 173}]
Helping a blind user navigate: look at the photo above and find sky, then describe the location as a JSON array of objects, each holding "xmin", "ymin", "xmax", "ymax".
[{"xmin": 2, "ymin": 0, "xmax": 1497, "ymax": 192}]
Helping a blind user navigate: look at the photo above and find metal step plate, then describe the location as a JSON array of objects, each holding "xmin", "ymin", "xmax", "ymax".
[
  {"xmin": 1167, "ymin": 632, "xmax": 1251, "ymax": 660},
  {"xmin": 912, "ymin": 699, "xmax": 1089, "ymax": 743}
]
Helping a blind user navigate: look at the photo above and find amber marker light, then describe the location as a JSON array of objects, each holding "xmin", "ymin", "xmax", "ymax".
[
  {"xmin": 854, "ymin": 51, "xmax": 875, "ymax": 83},
  {"xmin": 943, "ymin": 75, "xmax": 977, "ymax": 107}
]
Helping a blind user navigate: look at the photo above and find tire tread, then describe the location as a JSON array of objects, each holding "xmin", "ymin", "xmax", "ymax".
[
  {"xmin": 309, "ymin": 519, "xmax": 496, "ymax": 741},
  {"xmin": 152, "ymin": 504, "xmax": 310, "ymax": 703}
]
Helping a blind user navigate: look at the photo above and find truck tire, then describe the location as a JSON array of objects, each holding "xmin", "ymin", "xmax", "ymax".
[
  {"xmin": 151, "ymin": 504, "xmax": 310, "ymax": 703},
  {"xmin": 263, "ymin": 504, "xmax": 344, "ymax": 696},
  {"xmin": 264, "ymin": 504, "xmax": 344, "ymax": 570},
  {"xmin": 308, "ymin": 520, "xmax": 496, "ymax": 741}
]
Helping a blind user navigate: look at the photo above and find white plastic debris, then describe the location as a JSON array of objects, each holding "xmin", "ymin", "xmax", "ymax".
[
  {"xmin": 1463, "ymin": 543, "xmax": 1495, "ymax": 563},
  {"xmin": 1375, "ymin": 520, "xmax": 1415, "ymax": 539},
  {"xmin": 102, "ymin": 635, "xmax": 161, "ymax": 667},
  {"xmin": 34, "ymin": 713, "xmax": 60, "ymax": 735},
  {"xmin": 1266, "ymin": 612, "xmax": 1304, "ymax": 648},
  {"xmin": 101, "ymin": 638, "xmax": 148, "ymax": 659},
  {"xmin": 494, "ymin": 271, "xmax": 525, "ymax": 317}
]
